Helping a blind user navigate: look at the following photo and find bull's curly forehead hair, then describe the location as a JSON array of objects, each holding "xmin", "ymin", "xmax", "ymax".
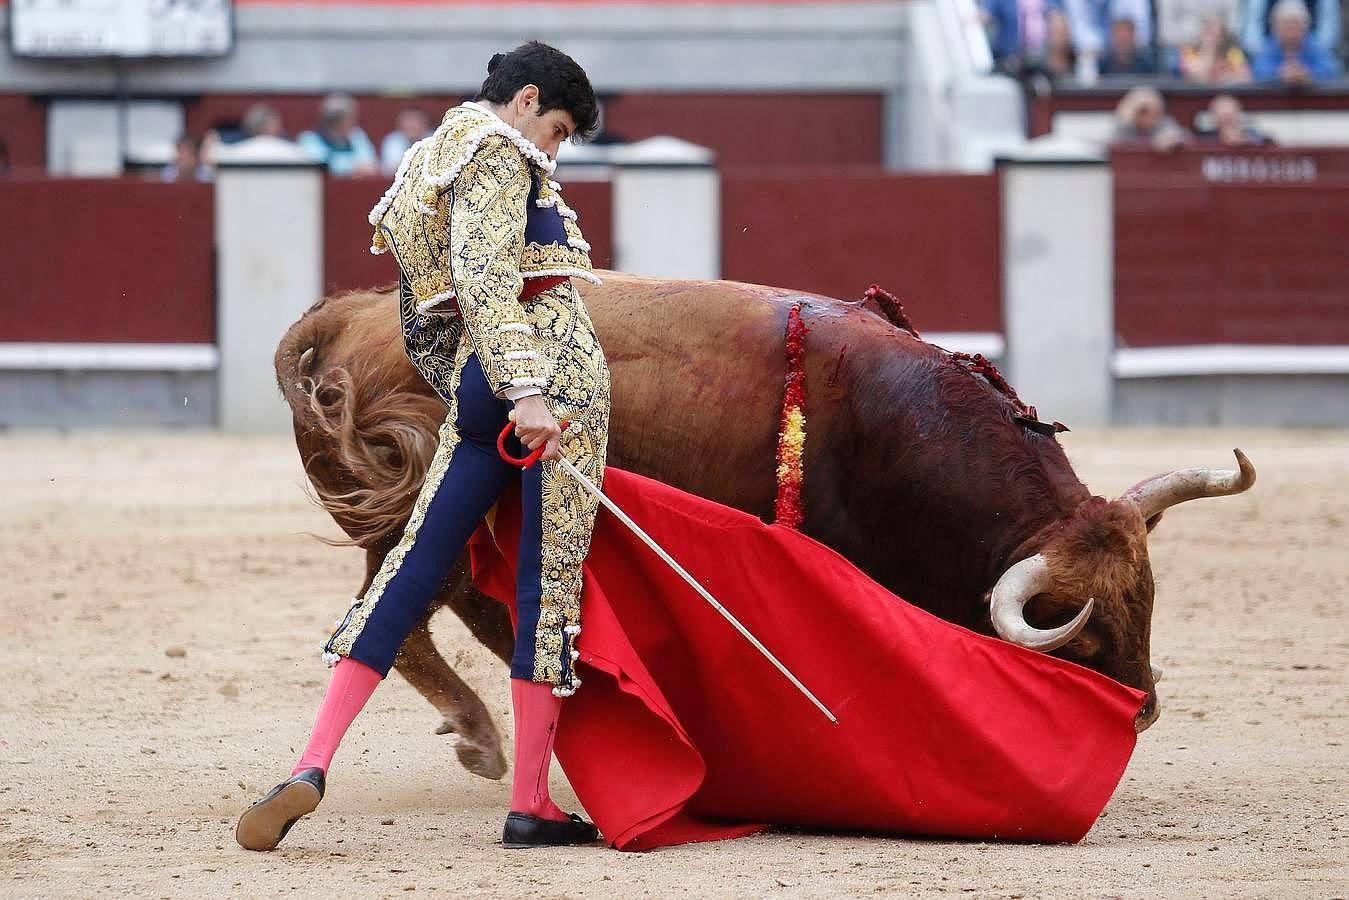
[{"xmin": 475, "ymin": 41, "xmax": 600, "ymax": 142}]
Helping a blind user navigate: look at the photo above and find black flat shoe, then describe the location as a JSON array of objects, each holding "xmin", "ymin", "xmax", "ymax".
[
  {"xmin": 501, "ymin": 810, "xmax": 600, "ymax": 849},
  {"xmin": 235, "ymin": 767, "xmax": 325, "ymax": 851}
]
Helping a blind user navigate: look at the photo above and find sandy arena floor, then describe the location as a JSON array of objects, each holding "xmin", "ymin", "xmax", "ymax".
[{"xmin": 1, "ymin": 428, "xmax": 1345, "ymax": 898}]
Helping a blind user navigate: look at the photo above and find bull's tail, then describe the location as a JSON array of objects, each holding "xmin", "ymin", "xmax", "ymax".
[{"xmin": 274, "ymin": 290, "xmax": 444, "ymax": 549}]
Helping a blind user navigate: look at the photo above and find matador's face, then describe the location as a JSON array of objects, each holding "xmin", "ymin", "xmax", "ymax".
[{"xmin": 506, "ymin": 85, "xmax": 577, "ymax": 161}]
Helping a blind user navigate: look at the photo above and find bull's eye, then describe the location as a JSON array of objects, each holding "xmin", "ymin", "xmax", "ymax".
[{"xmin": 1071, "ymin": 632, "xmax": 1103, "ymax": 658}]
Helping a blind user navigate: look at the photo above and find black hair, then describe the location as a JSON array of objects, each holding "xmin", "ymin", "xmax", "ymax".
[{"xmin": 474, "ymin": 41, "xmax": 599, "ymax": 142}]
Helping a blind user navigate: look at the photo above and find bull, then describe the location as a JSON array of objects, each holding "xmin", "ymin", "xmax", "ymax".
[{"xmin": 275, "ymin": 272, "xmax": 1255, "ymax": 779}]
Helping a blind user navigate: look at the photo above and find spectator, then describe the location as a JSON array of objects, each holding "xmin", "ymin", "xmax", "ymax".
[
  {"xmin": 1111, "ymin": 86, "xmax": 1191, "ymax": 149},
  {"xmin": 1251, "ymin": 0, "xmax": 1343, "ymax": 82},
  {"xmin": 297, "ymin": 93, "xmax": 378, "ymax": 176},
  {"xmin": 981, "ymin": 0, "xmax": 1063, "ymax": 67},
  {"xmin": 379, "ymin": 106, "xmax": 433, "ymax": 175},
  {"xmin": 1156, "ymin": 0, "xmax": 1240, "ymax": 49},
  {"xmin": 1062, "ymin": 0, "xmax": 1154, "ymax": 78},
  {"xmin": 1196, "ymin": 94, "xmax": 1273, "ymax": 144},
  {"xmin": 161, "ymin": 134, "xmax": 215, "ymax": 182},
  {"xmin": 1242, "ymin": 0, "xmax": 1340, "ymax": 55},
  {"xmin": 1024, "ymin": 9, "xmax": 1080, "ymax": 80},
  {"xmin": 1178, "ymin": 15, "xmax": 1252, "ymax": 81},
  {"xmin": 1099, "ymin": 18, "xmax": 1161, "ymax": 72},
  {"xmin": 241, "ymin": 103, "xmax": 287, "ymax": 140}
]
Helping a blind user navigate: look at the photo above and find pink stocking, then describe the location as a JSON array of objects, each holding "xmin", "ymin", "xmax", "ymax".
[
  {"xmin": 509, "ymin": 677, "xmax": 568, "ymax": 821},
  {"xmin": 291, "ymin": 657, "xmax": 383, "ymax": 775}
]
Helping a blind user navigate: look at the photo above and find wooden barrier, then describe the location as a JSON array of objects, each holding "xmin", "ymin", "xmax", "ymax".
[
  {"xmin": 1113, "ymin": 146, "xmax": 1349, "ymax": 346},
  {"xmin": 0, "ymin": 178, "xmax": 215, "ymax": 343},
  {"xmin": 720, "ymin": 168, "xmax": 1003, "ymax": 333},
  {"xmin": 0, "ymin": 94, "xmax": 46, "ymax": 169},
  {"xmin": 182, "ymin": 93, "xmax": 883, "ymax": 171}
]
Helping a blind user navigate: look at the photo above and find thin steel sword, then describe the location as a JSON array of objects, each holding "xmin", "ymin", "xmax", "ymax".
[{"xmin": 499, "ymin": 422, "xmax": 839, "ymax": 724}]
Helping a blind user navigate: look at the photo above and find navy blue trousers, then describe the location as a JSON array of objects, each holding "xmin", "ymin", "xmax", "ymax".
[{"xmin": 335, "ymin": 353, "xmax": 551, "ymax": 681}]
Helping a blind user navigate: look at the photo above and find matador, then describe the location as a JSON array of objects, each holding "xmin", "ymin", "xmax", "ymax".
[{"xmin": 237, "ymin": 41, "xmax": 610, "ymax": 852}]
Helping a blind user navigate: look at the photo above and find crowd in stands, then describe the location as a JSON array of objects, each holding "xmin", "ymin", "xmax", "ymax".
[
  {"xmin": 160, "ymin": 93, "xmax": 434, "ymax": 183},
  {"xmin": 1110, "ymin": 86, "xmax": 1273, "ymax": 146},
  {"xmin": 981, "ymin": 0, "xmax": 1345, "ymax": 84}
]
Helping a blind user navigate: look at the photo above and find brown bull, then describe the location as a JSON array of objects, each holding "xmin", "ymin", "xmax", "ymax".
[{"xmin": 275, "ymin": 272, "xmax": 1255, "ymax": 779}]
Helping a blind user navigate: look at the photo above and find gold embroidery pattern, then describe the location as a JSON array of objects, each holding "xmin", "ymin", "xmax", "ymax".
[
  {"xmin": 324, "ymin": 329, "xmax": 474, "ymax": 659},
  {"xmin": 443, "ymin": 138, "xmax": 544, "ymax": 395},
  {"xmin": 520, "ymin": 241, "xmax": 597, "ymax": 281},
  {"xmin": 528, "ymin": 281, "xmax": 611, "ymax": 686},
  {"xmin": 352, "ymin": 104, "xmax": 611, "ymax": 691}
]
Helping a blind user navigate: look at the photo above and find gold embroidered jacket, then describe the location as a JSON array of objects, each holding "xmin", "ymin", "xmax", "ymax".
[{"xmin": 368, "ymin": 101, "xmax": 602, "ymax": 403}]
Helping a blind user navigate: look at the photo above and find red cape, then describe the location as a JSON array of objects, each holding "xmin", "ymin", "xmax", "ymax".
[{"xmin": 468, "ymin": 467, "xmax": 1144, "ymax": 852}]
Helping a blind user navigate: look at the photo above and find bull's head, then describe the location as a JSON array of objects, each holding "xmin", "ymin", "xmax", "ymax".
[{"xmin": 987, "ymin": 449, "xmax": 1256, "ymax": 733}]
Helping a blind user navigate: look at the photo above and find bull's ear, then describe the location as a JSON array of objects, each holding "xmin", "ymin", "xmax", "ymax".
[{"xmin": 1145, "ymin": 511, "xmax": 1165, "ymax": 533}]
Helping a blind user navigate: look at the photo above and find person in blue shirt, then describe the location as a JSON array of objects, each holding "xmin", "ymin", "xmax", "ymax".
[
  {"xmin": 1099, "ymin": 17, "xmax": 1160, "ymax": 73},
  {"xmin": 379, "ymin": 106, "xmax": 433, "ymax": 175},
  {"xmin": 297, "ymin": 93, "xmax": 378, "ymax": 176},
  {"xmin": 1242, "ymin": 0, "xmax": 1340, "ymax": 56},
  {"xmin": 1251, "ymin": 0, "xmax": 1343, "ymax": 82},
  {"xmin": 1062, "ymin": 0, "xmax": 1153, "ymax": 58}
]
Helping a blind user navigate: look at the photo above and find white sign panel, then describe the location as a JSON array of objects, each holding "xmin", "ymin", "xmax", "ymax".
[{"xmin": 10, "ymin": 0, "xmax": 233, "ymax": 58}]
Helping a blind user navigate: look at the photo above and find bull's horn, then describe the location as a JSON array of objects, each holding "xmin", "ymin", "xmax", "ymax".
[
  {"xmin": 1120, "ymin": 448, "xmax": 1257, "ymax": 521},
  {"xmin": 988, "ymin": 554, "xmax": 1095, "ymax": 652},
  {"xmin": 1151, "ymin": 663, "xmax": 1165, "ymax": 683}
]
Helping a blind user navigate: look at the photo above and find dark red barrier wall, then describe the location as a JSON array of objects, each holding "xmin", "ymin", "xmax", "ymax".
[
  {"xmin": 324, "ymin": 176, "xmax": 400, "ymax": 293},
  {"xmin": 721, "ymin": 169, "xmax": 1003, "ymax": 332},
  {"xmin": 0, "ymin": 94, "xmax": 46, "ymax": 168},
  {"xmin": 1113, "ymin": 147, "xmax": 1349, "ymax": 346},
  {"xmin": 322, "ymin": 176, "xmax": 615, "ymax": 294},
  {"xmin": 184, "ymin": 93, "xmax": 882, "ymax": 170},
  {"xmin": 604, "ymin": 94, "xmax": 883, "ymax": 168},
  {"xmin": 0, "ymin": 179, "xmax": 215, "ymax": 342},
  {"xmin": 5, "ymin": 91, "xmax": 881, "ymax": 171}
]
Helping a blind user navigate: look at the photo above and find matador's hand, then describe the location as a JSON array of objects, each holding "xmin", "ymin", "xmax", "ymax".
[{"xmin": 509, "ymin": 397, "xmax": 562, "ymax": 461}]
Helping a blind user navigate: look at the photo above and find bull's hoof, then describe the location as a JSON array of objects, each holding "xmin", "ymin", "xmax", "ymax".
[
  {"xmin": 434, "ymin": 718, "xmax": 455, "ymax": 736},
  {"xmin": 456, "ymin": 738, "xmax": 507, "ymax": 781}
]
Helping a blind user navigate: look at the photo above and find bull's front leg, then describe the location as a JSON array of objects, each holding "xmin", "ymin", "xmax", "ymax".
[
  {"xmin": 365, "ymin": 545, "xmax": 501, "ymax": 780},
  {"xmin": 392, "ymin": 610, "xmax": 507, "ymax": 781}
]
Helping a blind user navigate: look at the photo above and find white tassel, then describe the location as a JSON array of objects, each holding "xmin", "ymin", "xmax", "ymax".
[
  {"xmin": 414, "ymin": 289, "xmax": 458, "ymax": 314},
  {"xmin": 322, "ymin": 652, "xmax": 341, "ymax": 667},
  {"xmin": 567, "ymin": 237, "xmax": 592, "ymax": 253},
  {"xmin": 563, "ymin": 624, "xmax": 582, "ymax": 635},
  {"xmin": 504, "ymin": 350, "xmax": 537, "ymax": 361},
  {"xmin": 498, "ymin": 323, "xmax": 533, "ymax": 335},
  {"xmin": 509, "ymin": 377, "xmax": 548, "ymax": 388},
  {"xmin": 522, "ymin": 268, "xmax": 602, "ymax": 285}
]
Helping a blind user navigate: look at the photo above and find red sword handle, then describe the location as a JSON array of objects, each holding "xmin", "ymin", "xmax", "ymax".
[{"xmin": 497, "ymin": 418, "xmax": 570, "ymax": 468}]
